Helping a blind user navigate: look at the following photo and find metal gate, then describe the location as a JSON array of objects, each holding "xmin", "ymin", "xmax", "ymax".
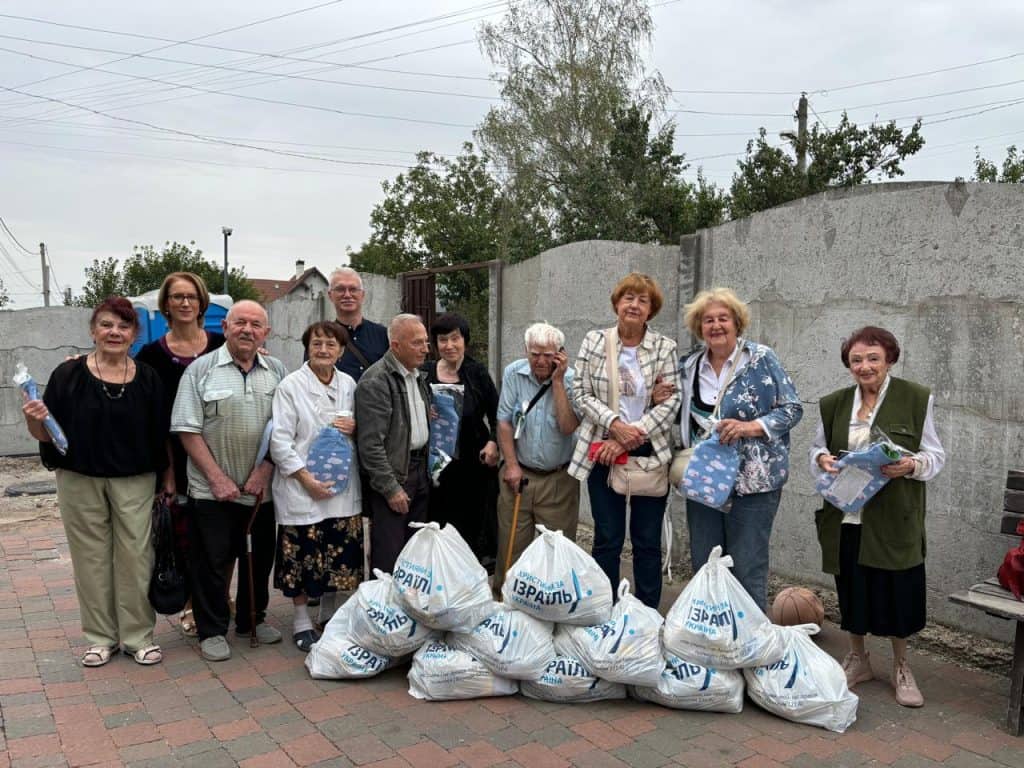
[{"xmin": 400, "ymin": 269, "xmax": 436, "ymax": 331}]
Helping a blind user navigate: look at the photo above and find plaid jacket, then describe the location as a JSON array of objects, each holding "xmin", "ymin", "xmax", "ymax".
[{"xmin": 568, "ymin": 326, "xmax": 681, "ymax": 480}]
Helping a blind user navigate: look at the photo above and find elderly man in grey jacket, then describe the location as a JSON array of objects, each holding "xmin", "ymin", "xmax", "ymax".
[{"xmin": 355, "ymin": 314, "xmax": 432, "ymax": 573}]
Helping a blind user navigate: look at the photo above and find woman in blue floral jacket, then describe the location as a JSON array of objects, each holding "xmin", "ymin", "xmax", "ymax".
[{"xmin": 676, "ymin": 288, "xmax": 802, "ymax": 612}]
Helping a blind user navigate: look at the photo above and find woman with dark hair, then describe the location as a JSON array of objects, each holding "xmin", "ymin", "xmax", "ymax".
[
  {"xmin": 810, "ymin": 326, "xmax": 945, "ymax": 708},
  {"xmin": 136, "ymin": 271, "xmax": 225, "ymax": 636},
  {"xmin": 270, "ymin": 321, "xmax": 362, "ymax": 651},
  {"xmin": 21, "ymin": 297, "xmax": 168, "ymax": 667},
  {"xmin": 421, "ymin": 312, "xmax": 500, "ymax": 563}
]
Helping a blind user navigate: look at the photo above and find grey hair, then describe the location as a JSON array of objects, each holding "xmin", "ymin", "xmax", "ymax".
[
  {"xmin": 328, "ymin": 266, "xmax": 363, "ymax": 289},
  {"xmin": 523, "ymin": 322, "xmax": 565, "ymax": 350},
  {"xmin": 388, "ymin": 313, "xmax": 425, "ymax": 341},
  {"xmin": 225, "ymin": 299, "xmax": 268, "ymax": 323}
]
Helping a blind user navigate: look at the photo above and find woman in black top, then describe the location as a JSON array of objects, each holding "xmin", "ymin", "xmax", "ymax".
[
  {"xmin": 135, "ymin": 272, "xmax": 224, "ymax": 636},
  {"xmin": 421, "ymin": 313, "xmax": 500, "ymax": 565},
  {"xmin": 22, "ymin": 297, "xmax": 168, "ymax": 667}
]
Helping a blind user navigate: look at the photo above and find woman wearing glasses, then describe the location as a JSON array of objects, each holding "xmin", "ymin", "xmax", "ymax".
[{"xmin": 136, "ymin": 272, "xmax": 225, "ymax": 636}]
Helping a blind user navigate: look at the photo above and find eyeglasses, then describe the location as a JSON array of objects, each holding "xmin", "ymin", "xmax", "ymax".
[
  {"xmin": 169, "ymin": 293, "xmax": 200, "ymax": 304},
  {"xmin": 329, "ymin": 285, "xmax": 362, "ymax": 295}
]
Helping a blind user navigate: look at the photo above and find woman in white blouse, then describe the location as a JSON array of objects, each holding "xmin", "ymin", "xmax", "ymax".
[
  {"xmin": 810, "ymin": 326, "xmax": 945, "ymax": 709},
  {"xmin": 270, "ymin": 322, "xmax": 361, "ymax": 651}
]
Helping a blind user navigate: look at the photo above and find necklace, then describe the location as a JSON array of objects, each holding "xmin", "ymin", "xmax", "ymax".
[{"xmin": 91, "ymin": 353, "xmax": 129, "ymax": 400}]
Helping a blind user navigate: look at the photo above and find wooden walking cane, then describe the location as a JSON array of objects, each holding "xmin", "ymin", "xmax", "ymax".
[
  {"xmin": 503, "ymin": 477, "xmax": 530, "ymax": 576},
  {"xmin": 245, "ymin": 491, "xmax": 263, "ymax": 648}
]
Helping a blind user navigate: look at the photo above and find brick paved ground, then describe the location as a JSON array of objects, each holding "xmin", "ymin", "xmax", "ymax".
[{"xmin": 3, "ymin": 520, "xmax": 1023, "ymax": 768}]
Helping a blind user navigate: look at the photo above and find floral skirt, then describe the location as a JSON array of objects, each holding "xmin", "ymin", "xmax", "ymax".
[{"xmin": 274, "ymin": 517, "xmax": 363, "ymax": 598}]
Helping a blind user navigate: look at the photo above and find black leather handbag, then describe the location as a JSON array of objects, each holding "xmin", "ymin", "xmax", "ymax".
[{"xmin": 148, "ymin": 496, "xmax": 188, "ymax": 615}]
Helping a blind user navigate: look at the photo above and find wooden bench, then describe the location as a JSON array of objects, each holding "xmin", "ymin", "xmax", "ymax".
[{"xmin": 950, "ymin": 470, "xmax": 1024, "ymax": 734}]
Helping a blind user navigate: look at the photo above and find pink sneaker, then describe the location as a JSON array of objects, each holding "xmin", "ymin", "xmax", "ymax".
[
  {"xmin": 841, "ymin": 651, "xmax": 873, "ymax": 687},
  {"xmin": 893, "ymin": 659, "xmax": 924, "ymax": 707}
]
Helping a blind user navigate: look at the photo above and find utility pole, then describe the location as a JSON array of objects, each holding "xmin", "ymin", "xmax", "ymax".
[
  {"xmin": 40, "ymin": 242, "xmax": 50, "ymax": 307},
  {"xmin": 221, "ymin": 227, "xmax": 232, "ymax": 295},
  {"xmin": 795, "ymin": 92, "xmax": 808, "ymax": 175}
]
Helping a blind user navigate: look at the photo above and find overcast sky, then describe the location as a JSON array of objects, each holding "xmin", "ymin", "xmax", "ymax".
[{"xmin": 1, "ymin": 0, "xmax": 1021, "ymax": 307}]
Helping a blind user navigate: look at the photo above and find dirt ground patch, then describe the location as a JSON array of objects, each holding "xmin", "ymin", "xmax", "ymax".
[
  {"xmin": 0, "ymin": 456, "xmax": 1013, "ymax": 676},
  {"xmin": 0, "ymin": 454, "xmax": 60, "ymax": 528}
]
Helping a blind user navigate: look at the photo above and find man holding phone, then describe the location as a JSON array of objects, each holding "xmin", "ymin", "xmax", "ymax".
[{"xmin": 493, "ymin": 322, "xmax": 580, "ymax": 595}]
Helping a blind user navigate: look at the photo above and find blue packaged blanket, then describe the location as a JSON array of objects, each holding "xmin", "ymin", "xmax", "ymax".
[
  {"xmin": 681, "ymin": 432, "xmax": 741, "ymax": 510},
  {"xmin": 816, "ymin": 442, "xmax": 902, "ymax": 514},
  {"xmin": 428, "ymin": 384, "xmax": 463, "ymax": 486},
  {"xmin": 13, "ymin": 363, "xmax": 68, "ymax": 455},
  {"xmin": 305, "ymin": 425, "xmax": 353, "ymax": 496}
]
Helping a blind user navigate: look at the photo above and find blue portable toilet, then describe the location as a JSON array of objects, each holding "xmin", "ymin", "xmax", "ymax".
[{"xmin": 128, "ymin": 289, "xmax": 234, "ymax": 356}]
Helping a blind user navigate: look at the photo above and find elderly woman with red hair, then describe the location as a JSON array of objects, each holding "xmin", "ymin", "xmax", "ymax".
[
  {"xmin": 570, "ymin": 273, "xmax": 681, "ymax": 609},
  {"xmin": 22, "ymin": 297, "xmax": 168, "ymax": 667},
  {"xmin": 810, "ymin": 326, "xmax": 945, "ymax": 708}
]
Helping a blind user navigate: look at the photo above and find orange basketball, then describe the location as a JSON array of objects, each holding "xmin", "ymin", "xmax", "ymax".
[{"xmin": 771, "ymin": 587, "xmax": 825, "ymax": 627}]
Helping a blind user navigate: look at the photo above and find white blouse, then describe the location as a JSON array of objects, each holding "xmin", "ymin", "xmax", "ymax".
[
  {"xmin": 808, "ymin": 375, "xmax": 945, "ymax": 525},
  {"xmin": 270, "ymin": 363, "xmax": 361, "ymax": 526}
]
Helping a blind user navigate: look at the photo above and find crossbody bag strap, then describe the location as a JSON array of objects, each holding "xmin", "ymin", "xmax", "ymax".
[
  {"xmin": 523, "ymin": 380, "xmax": 551, "ymax": 417},
  {"xmin": 604, "ymin": 327, "xmax": 620, "ymax": 416}
]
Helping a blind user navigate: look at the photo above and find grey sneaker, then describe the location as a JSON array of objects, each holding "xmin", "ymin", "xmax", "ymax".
[
  {"xmin": 237, "ymin": 623, "xmax": 282, "ymax": 645},
  {"xmin": 200, "ymin": 635, "xmax": 231, "ymax": 662}
]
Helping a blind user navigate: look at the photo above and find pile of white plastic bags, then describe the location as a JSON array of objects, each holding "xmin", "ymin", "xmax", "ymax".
[{"xmin": 307, "ymin": 525, "xmax": 858, "ymax": 733}]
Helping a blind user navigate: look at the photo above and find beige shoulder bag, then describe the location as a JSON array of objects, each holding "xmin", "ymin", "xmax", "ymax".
[{"xmin": 604, "ymin": 327, "xmax": 669, "ymax": 499}]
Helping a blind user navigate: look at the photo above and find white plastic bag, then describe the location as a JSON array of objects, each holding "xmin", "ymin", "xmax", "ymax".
[
  {"xmin": 501, "ymin": 524, "xmax": 613, "ymax": 626},
  {"xmin": 556, "ymin": 581, "xmax": 664, "ymax": 686},
  {"xmin": 408, "ymin": 638, "xmax": 518, "ymax": 700},
  {"xmin": 392, "ymin": 522, "xmax": 493, "ymax": 631},
  {"xmin": 449, "ymin": 602, "xmax": 555, "ymax": 680},
  {"xmin": 629, "ymin": 653, "xmax": 744, "ymax": 713},
  {"xmin": 744, "ymin": 624, "xmax": 859, "ymax": 733},
  {"xmin": 306, "ymin": 596, "xmax": 404, "ymax": 679},
  {"xmin": 662, "ymin": 546, "xmax": 786, "ymax": 669},
  {"xmin": 349, "ymin": 569, "xmax": 439, "ymax": 657},
  {"xmin": 521, "ymin": 653, "xmax": 627, "ymax": 703}
]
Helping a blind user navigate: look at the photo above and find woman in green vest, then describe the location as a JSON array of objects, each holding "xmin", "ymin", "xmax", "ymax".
[{"xmin": 810, "ymin": 326, "xmax": 945, "ymax": 708}]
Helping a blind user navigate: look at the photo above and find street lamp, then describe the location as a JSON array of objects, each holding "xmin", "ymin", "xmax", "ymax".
[{"xmin": 221, "ymin": 226, "xmax": 232, "ymax": 295}]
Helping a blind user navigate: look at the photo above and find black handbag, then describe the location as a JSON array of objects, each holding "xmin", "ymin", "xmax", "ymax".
[{"xmin": 148, "ymin": 495, "xmax": 188, "ymax": 615}]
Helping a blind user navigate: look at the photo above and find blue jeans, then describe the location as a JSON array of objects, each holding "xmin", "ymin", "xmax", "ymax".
[
  {"xmin": 588, "ymin": 462, "xmax": 668, "ymax": 609},
  {"xmin": 686, "ymin": 489, "xmax": 781, "ymax": 614}
]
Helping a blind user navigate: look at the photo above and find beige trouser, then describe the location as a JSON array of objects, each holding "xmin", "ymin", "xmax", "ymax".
[
  {"xmin": 493, "ymin": 466, "xmax": 580, "ymax": 595},
  {"xmin": 55, "ymin": 470, "xmax": 156, "ymax": 651}
]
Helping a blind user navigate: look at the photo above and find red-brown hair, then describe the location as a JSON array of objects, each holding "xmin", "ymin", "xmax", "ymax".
[
  {"xmin": 840, "ymin": 326, "xmax": 900, "ymax": 368},
  {"xmin": 90, "ymin": 296, "xmax": 139, "ymax": 331}
]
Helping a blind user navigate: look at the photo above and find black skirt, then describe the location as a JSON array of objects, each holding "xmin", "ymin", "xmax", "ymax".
[
  {"xmin": 274, "ymin": 517, "xmax": 363, "ymax": 598},
  {"xmin": 835, "ymin": 523, "xmax": 926, "ymax": 639}
]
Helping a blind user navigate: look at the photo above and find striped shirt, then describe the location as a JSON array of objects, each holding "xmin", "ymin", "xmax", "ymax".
[
  {"xmin": 568, "ymin": 326, "xmax": 681, "ymax": 480},
  {"xmin": 171, "ymin": 345, "xmax": 288, "ymax": 506}
]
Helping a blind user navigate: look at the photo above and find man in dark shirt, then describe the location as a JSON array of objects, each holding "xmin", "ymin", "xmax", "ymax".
[{"xmin": 327, "ymin": 267, "xmax": 388, "ymax": 382}]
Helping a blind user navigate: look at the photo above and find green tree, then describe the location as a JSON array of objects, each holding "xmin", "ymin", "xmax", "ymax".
[
  {"xmin": 973, "ymin": 145, "xmax": 1024, "ymax": 183},
  {"xmin": 349, "ymin": 144, "xmax": 544, "ymax": 349},
  {"xmin": 75, "ymin": 241, "xmax": 260, "ymax": 306},
  {"xmin": 0, "ymin": 277, "xmax": 9, "ymax": 308},
  {"xmin": 730, "ymin": 114, "xmax": 925, "ymax": 219},
  {"xmin": 476, "ymin": 0, "xmax": 667, "ymax": 242}
]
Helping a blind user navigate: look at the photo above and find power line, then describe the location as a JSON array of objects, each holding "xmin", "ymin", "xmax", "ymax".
[
  {"xmin": 808, "ymin": 51, "xmax": 1024, "ymax": 96},
  {"xmin": 0, "ymin": 215, "xmax": 38, "ymax": 255},
  {"xmin": 0, "ymin": 33, "xmax": 499, "ymax": 101},
  {"xmin": 817, "ymin": 79, "xmax": 1024, "ymax": 115},
  {"xmin": 3, "ymin": 0, "xmax": 351, "ymax": 95},
  {"xmin": 0, "ymin": 47, "xmax": 478, "ymax": 129},
  {"xmin": 0, "ymin": 84, "xmax": 469, "ymax": 168}
]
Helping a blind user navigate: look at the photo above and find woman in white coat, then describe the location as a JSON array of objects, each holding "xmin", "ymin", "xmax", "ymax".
[{"xmin": 270, "ymin": 321, "xmax": 361, "ymax": 651}]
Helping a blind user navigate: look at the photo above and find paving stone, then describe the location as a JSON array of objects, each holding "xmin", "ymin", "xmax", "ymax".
[
  {"xmin": 223, "ymin": 731, "xmax": 280, "ymax": 762},
  {"xmin": 610, "ymin": 742, "xmax": 673, "ymax": 768}
]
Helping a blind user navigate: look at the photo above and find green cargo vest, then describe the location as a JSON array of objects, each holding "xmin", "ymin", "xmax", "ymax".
[{"xmin": 815, "ymin": 377, "xmax": 931, "ymax": 574}]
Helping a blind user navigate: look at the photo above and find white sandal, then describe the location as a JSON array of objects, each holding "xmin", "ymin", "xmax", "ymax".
[
  {"xmin": 81, "ymin": 645, "xmax": 116, "ymax": 667},
  {"xmin": 126, "ymin": 645, "xmax": 163, "ymax": 666}
]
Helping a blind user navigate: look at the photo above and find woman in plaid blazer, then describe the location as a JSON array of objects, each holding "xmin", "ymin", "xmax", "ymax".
[{"xmin": 569, "ymin": 273, "xmax": 681, "ymax": 609}]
